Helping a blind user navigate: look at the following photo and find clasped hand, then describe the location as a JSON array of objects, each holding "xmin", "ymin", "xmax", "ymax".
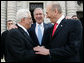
[{"xmin": 33, "ymin": 46, "xmax": 50, "ymax": 55}]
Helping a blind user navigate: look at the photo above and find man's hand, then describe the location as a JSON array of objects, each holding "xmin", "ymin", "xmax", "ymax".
[
  {"xmin": 8, "ymin": 24, "xmax": 18, "ymax": 30},
  {"xmin": 65, "ymin": 16, "xmax": 72, "ymax": 19},
  {"xmin": 33, "ymin": 46, "xmax": 50, "ymax": 55}
]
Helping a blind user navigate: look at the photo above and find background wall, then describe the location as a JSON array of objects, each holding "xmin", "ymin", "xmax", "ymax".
[{"xmin": 1, "ymin": 1, "xmax": 83, "ymax": 33}]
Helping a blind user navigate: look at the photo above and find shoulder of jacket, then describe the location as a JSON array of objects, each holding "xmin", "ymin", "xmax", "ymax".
[{"xmin": 8, "ymin": 28, "xmax": 19, "ymax": 34}]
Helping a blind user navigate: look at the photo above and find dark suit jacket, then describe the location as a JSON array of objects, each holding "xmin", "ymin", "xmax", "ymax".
[
  {"xmin": 28, "ymin": 23, "xmax": 53, "ymax": 62},
  {"xmin": 47, "ymin": 18, "xmax": 83, "ymax": 62},
  {"xmin": 1, "ymin": 30, "xmax": 9, "ymax": 59},
  {"xmin": 79, "ymin": 36, "xmax": 83, "ymax": 62},
  {"xmin": 5, "ymin": 25, "xmax": 36, "ymax": 62},
  {"xmin": 28, "ymin": 23, "xmax": 52, "ymax": 46}
]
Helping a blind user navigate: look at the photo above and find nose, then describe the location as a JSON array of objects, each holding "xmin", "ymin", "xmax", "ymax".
[{"xmin": 37, "ymin": 14, "xmax": 41, "ymax": 17}]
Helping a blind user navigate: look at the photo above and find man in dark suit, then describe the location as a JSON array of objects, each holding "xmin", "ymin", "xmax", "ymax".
[
  {"xmin": 1, "ymin": 30, "xmax": 8, "ymax": 59},
  {"xmin": 34, "ymin": 2, "xmax": 83, "ymax": 62},
  {"xmin": 28, "ymin": 8, "xmax": 52, "ymax": 62},
  {"xmin": 1, "ymin": 20, "xmax": 14, "ymax": 59},
  {"xmin": 4, "ymin": 9, "xmax": 36, "ymax": 62},
  {"xmin": 5, "ymin": 8, "xmax": 52, "ymax": 62},
  {"xmin": 29, "ymin": 8, "xmax": 52, "ymax": 47}
]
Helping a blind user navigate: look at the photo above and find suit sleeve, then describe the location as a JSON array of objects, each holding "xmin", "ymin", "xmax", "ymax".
[
  {"xmin": 49, "ymin": 20, "xmax": 83, "ymax": 60},
  {"xmin": 5, "ymin": 30, "xmax": 36, "ymax": 62},
  {"xmin": 1, "ymin": 30, "xmax": 8, "ymax": 59}
]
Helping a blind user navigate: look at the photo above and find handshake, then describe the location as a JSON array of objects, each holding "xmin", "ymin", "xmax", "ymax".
[{"xmin": 33, "ymin": 46, "xmax": 50, "ymax": 55}]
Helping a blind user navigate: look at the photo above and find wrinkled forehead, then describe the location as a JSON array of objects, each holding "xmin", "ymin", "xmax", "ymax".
[
  {"xmin": 46, "ymin": 5, "xmax": 52, "ymax": 11},
  {"xmin": 7, "ymin": 21, "xmax": 13, "ymax": 23},
  {"xmin": 26, "ymin": 13, "xmax": 31, "ymax": 18}
]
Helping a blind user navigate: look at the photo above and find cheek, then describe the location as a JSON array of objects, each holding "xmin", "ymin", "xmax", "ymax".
[
  {"xmin": 25, "ymin": 20, "xmax": 29, "ymax": 24},
  {"xmin": 49, "ymin": 12, "xmax": 52, "ymax": 17},
  {"xmin": 42, "ymin": 15, "xmax": 44, "ymax": 18},
  {"xmin": 29, "ymin": 20, "xmax": 32, "ymax": 24}
]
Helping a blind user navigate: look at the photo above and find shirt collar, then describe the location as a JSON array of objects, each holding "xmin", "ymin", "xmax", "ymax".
[
  {"xmin": 56, "ymin": 15, "xmax": 65, "ymax": 24},
  {"xmin": 36, "ymin": 22, "xmax": 44, "ymax": 27},
  {"xmin": 17, "ymin": 23, "xmax": 28, "ymax": 33}
]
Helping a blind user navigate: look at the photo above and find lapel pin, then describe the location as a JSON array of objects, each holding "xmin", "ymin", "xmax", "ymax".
[{"xmin": 61, "ymin": 25, "xmax": 63, "ymax": 27}]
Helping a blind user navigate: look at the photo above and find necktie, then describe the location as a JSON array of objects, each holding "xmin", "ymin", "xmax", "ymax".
[
  {"xmin": 38, "ymin": 25, "xmax": 42, "ymax": 45},
  {"xmin": 52, "ymin": 23, "xmax": 58, "ymax": 37}
]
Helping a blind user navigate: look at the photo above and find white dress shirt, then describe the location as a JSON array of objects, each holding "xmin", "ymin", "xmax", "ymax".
[
  {"xmin": 17, "ymin": 23, "xmax": 29, "ymax": 36},
  {"xmin": 35, "ymin": 22, "xmax": 44, "ymax": 38},
  {"xmin": 56, "ymin": 15, "xmax": 65, "ymax": 28}
]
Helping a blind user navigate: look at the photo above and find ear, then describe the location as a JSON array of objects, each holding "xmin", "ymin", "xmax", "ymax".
[
  {"xmin": 54, "ymin": 8, "xmax": 58, "ymax": 14},
  {"xmin": 21, "ymin": 18, "xmax": 25, "ymax": 22}
]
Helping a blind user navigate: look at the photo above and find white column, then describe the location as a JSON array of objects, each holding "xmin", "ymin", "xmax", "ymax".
[
  {"xmin": 21, "ymin": 1, "xmax": 28, "ymax": 9},
  {"xmin": 1, "ymin": 1, "xmax": 7, "ymax": 33},
  {"xmin": 76, "ymin": 1, "xmax": 83, "ymax": 11},
  {"xmin": 43, "ymin": 1, "xmax": 49, "ymax": 23},
  {"xmin": 67, "ymin": 1, "xmax": 77, "ymax": 17},
  {"xmin": 7, "ymin": 1, "xmax": 17, "ymax": 22},
  {"xmin": 27, "ymin": 1, "xmax": 29, "ymax": 10}
]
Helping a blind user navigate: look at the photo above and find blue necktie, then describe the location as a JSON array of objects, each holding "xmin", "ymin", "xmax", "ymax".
[{"xmin": 38, "ymin": 25, "xmax": 42, "ymax": 45}]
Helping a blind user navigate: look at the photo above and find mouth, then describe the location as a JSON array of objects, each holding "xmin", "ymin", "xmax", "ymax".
[{"xmin": 36, "ymin": 17, "xmax": 42, "ymax": 20}]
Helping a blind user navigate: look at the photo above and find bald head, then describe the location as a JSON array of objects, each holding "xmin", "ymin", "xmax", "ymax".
[
  {"xmin": 46, "ymin": 2, "xmax": 63, "ymax": 23},
  {"xmin": 47, "ymin": 2, "xmax": 62, "ymax": 14}
]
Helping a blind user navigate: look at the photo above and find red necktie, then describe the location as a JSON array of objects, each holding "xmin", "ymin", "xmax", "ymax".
[{"xmin": 52, "ymin": 23, "xmax": 58, "ymax": 37}]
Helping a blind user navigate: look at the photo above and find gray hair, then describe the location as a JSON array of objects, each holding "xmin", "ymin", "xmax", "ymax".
[
  {"xmin": 33, "ymin": 8, "xmax": 44, "ymax": 15},
  {"xmin": 51, "ymin": 3, "xmax": 62, "ymax": 14},
  {"xmin": 16, "ymin": 9, "xmax": 31, "ymax": 22}
]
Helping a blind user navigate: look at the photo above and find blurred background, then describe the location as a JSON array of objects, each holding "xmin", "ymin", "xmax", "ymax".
[{"xmin": 1, "ymin": 1, "xmax": 83, "ymax": 33}]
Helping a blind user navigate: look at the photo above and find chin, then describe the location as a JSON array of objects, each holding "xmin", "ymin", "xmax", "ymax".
[
  {"xmin": 50, "ymin": 20, "xmax": 53, "ymax": 22},
  {"xmin": 38, "ymin": 22, "xmax": 41, "ymax": 24},
  {"xmin": 51, "ymin": 20, "xmax": 55, "ymax": 23},
  {"xmin": 27, "ymin": 26, "xmax": 31, "ymax": 29}
]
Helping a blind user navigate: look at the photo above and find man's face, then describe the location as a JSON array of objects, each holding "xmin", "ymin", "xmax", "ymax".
[
  {"xmin": 24, "ymin": 14, "xmax": 32, "ymax": 29},
  {"xmin": 34, "ymin": 9, "xmax": 44, "ymax": 24},
  {"xmin": 46, "ymin": 6, "xmax": 56, "ymax": 23},
  {"xmin": 7, "ymin": 21, "xmax": 13, "ymax": 28}
]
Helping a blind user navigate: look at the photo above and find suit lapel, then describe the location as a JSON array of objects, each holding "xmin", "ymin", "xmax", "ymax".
[
  {"xmin": 41, "ymin": 23, "xmax": 46, "ymax": 45},
  {"xmin": 50, "ymin": 26, "xmax": 54, "ymax": 40},
  {"xmin": 16, "ymin": 24, "xmax": 33, "ymax": 44},
  {"xmin": 23, "ymin": 31, "xmax": 33, "ymax": 42},
  {"xmin": 52, "ymin": 18, "xmax": 66, "ymax": 39},
  {"xmin": 33, "ymin": 24, "xmax": 40, "ymax": 45}
]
